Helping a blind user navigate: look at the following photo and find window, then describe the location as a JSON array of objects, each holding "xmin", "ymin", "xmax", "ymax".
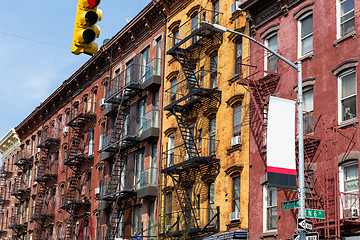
[
  {"xmin": 141, "ymin": 46, "xmax": 150, "ymax": 81},
  {"xmin": 170, "ymin": 78, "xmax": 177, "ymax": 103},
  {"xmin": 235, "ymin": 38, "xmax": 242, "ymax": 75},
  {"xmin": 115, "ymin": 68, "xmax": 121, "ymax": 90},
  {"xmin": 148, "ymin": 201, "xmax": 155, "ymax": 238},
  {"xmin": 233, "ymin": 104, "xmax": 242, "ymax": 137},
  {"xmin": 303, "ymin": 87, "xmax": 314, "ymax": 134},
  {"xmin": 208, "ymin": 182, "xmax": 215, "ymax": 224},
  {"xmin": 156, "ymin": 37, "xmax": 162, "ymax": 75},
  {"xmin": 341, "ymin": 163, "xmax": 359, "ymax": 211},
  {"xmin": 339, "ymin": 70, "xmax": 357, "ymax": 122},
  {"xmin": 166, "ymin": 193, "xmax": 172, "ymax": 226},
  {"xmin": 135, "ymin": 149, "xmax": 145, "ymax": 188},
  {"xmin": 212, "ymin": 0, "xmax": 220, "ymax": 24},
  {"xmin": 265, "ymin": 34, "xmax": 278, "ymax": 72},
  {"xmin": 209, "ymin": 117, "xmax": 216, "ymax": 155},
  {"xmin": 264, "ymin": 185, "xmax": 277, "ymax": 231},
  {"xmin": 200, "ymin": 66, "xmax": 205, "ymax": 85},
  {"xmin": 232, "ymin": 175, "xmax": 241, "ymax": 213},
  {"xmin": 198, "ymin": 129, "xmax": 203, "ymax": 149},
  {"xmin": 167, "ymin": 133, "xmax": 175, "ymax": 166},
  {"xmin": 89, "ymin": 130, "xmax": 94, "ymax": 155},
  {"xmin": 137, "ymin": 98, "xmax": 147, "ymax": 133},
  {"xmin": 125, "ymin": 60, "xmax": 133, "ymax": 85},
  {"xmin": 132, "ymin": 205, "xmax": 142, "ymax": 236},
  {"xmin": 191, "ymin": 12, "xmax": 199, "ymax": 43},
  {"xmin": 299, "ymin": 13, "xmax": 313, "ymax": 56},
  {"xmin": 99, "ymin": 122, "xmax": 105, "ymax": 150},
  {"xmin": 210, "ymin": 52, "xmax": 218, "ymax": 88},
  {"xmin": 172, "ymin": 27, "xmax": 179, "ymax": 47},
  {"xmin": 339, "ymin": 0, "xmax": 355, "ymax": 37}
]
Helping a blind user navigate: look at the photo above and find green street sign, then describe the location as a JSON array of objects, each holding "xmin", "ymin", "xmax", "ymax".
[
  {"xmin": 282, "ymin": 200, "xmax": 299, "ymax": 210},
  {"xmin": 306, "ymin": 209, "xmax": 325, "ymax": 219}
]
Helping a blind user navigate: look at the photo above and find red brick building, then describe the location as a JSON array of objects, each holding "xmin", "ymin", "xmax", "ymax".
[
  {"xmin": 241, "ymin": 0, "xmax": 360, "ymax": 239},
  {"xmin": 0, "ymin": 2, "xmax": 165, "ymax": 240}
]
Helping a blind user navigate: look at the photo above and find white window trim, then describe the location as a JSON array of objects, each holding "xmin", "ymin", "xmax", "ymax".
[
  {"xmin": 263, "ymin": 184, "xmax": 277, "ymax": 233},
  {"xmin": 264, "ymin": 32, "xmax": 277, "ymax": 73},
  {"xmin": 336, "ymin": 0, "xmax": 355, "ymax": 39},
  {"xmin": 297, "ymin": 11, "xmax": 313, "ymax": 58},
  {"xmin": 339, "ymin": 161, "xmax": 358, "ymax": 218},
  {"xmin": 338, "ymin": 69, "xmax": 357, "ymax": 124}
]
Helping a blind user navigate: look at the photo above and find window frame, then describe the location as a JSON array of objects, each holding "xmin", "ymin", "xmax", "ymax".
[
  {"xmin": 234, "ymin": 37, "xmax": 243, "ymax": 75},
  {"xmin": 338, "ymin": 69, "xmax": 357, "ymax": 123},
  {"xmin": 339, "ymin": 161, "xmax": 359, "ymax": 217},
  {"xmin": 263, "ymin": 184, "xmax": 277, "ymax": 232},
  {"xmin": 232, "ymin": 103, "xmax": 242, "ymax": 137},
  {"xmin": 264, "ymin": 33, "xmax": 278, "ymax": 73},
  {"xmin": 337, "ymin": 0, "xmax": 355, "ymax": 38},
  {"xmin": 298, "ymin": 11, "xmax": 313, "ymax": 57},
  {"xmin": 232, "ymin": 174, "xmax": 241, "ymax": 213},
  {"xmin": 210, "ymin": 52, "xmax": 218, "ymax": 89}
]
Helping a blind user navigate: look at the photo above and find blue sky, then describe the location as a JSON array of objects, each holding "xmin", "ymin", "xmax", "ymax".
[{"xmin": 0, "ymin": 0, "xmax": 151, "ymax": 155}]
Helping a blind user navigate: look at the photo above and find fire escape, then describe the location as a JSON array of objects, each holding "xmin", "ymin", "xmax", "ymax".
[
  {"xmin": 99, "ymin": 59, "xmax": 143, "ymax": 240},
  {"xmin": 239, "ymin": 46, "xmax": 360, "ymax": 238},
  {"xmin": 0, "ymin": 162, "xmax": 12, "ymax": 237},
  {"xmin": 62, "ymin": 100, "xmax": 96, "ymax": 240},
  {"xmin": 160, "ymin": 8, "xmax": 223, "ymax": 238},
  {"xmin": 32, "ymin": 125, "xmax": 60, "ymax": 240},
  {"xmin": 10, "ymin": 174, "xmax": 31, "ymax": 238},
  {"xmin": 99, "ymin": 53, "xmax": 162, "ymax": 239}
]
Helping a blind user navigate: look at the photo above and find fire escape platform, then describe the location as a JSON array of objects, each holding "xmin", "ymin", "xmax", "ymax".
[
  {"xmin": 164, "ymin": 88, "xmax": 221, "ymax": 112},
  {"xmin": 101, "ymin": 135, "xmax": 140, "ymax": 153},
  {"xmin": 101, "ymin": 189, "xmax": 136, "ymax": 202},
  {"xmin": 34, "ymin": 173, "xmax": 58, "ymax": 183},
  {"xmin": 61, "ymin": 200, "xmax": 91, "ymax": 211},
  {"xmin": 105, "ymin": 83, "xmax": 142, "ymax": 104},
  {"xmin": 162, "ymin": 156, "xmax": 220, "ymax": 174},
  {"xmin": 64, "ymin": 154, "xmax": 93, "ymax": 167},
  {"xmin": 37, "ymin": 138, "xmax": 60, "ymax": 149},
  {"xmin": 67, "ymin": 113, "xmax": 96, "ymax": 128},
  {"xmin": 167, "ymin": 27, "xmax": 219, "ymax": 56}
]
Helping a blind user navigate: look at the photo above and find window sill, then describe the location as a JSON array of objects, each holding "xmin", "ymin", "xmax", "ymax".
[
  {"xmin": 338, "ymin": 118, "xmax": 358, "ymax": 129},
  {"xmin": 260, "ymin": 230, "xmax": 278, "ymax": 238},
  {"xmin": 333, "ymin": 31, "xmax": 356, "ymax": 48},
  {"xmin": 227, "ymin": 144, "xmax": 242, "ymax": 155},
  {"xmin": 297, "ymin": 52, "xmax": 314, "ymax": 62},
  {"xmin": 226, "ymin": 220, "xmax": 241, "ymax": 230}
]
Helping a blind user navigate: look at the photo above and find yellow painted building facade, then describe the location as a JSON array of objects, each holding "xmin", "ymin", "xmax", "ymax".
[{"xmin": 157, "ymin": 0, "xmax": 250, "ymax": 238}]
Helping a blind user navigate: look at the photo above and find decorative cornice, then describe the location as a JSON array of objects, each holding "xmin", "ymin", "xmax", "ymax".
[{"xmin": 0, "ymin": 128, "xmax": 20, "ymax": 158}]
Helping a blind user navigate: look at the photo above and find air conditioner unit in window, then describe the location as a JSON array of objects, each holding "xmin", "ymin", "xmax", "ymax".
[
  {"xmin": 231, "ymin": 136, "xmax": 241, "ymax": 147},
  {"xmin": 165, "ymin": 225, "xmax": 171, "ymax": 231},
  {"xmin": 94, "ymin": 187, "xmax": 100, "ymax": 195},
  {"xmin": 99, "ymin": 98, "xmax": 106, "ymax": 107},
  {"xmin": 231, "ymin": 0, "xmax": 242, "ymax": 14},
  {"xmin": 63, "ymin": 126, "xmax": 69, "ymax": 133},
  {"xmin": 345, "ymin": 208, "xmax": 359, "ymax": 219},
  {"xmin": 230, "ymin": 211, "xmax": 240, "ymax": 221}
]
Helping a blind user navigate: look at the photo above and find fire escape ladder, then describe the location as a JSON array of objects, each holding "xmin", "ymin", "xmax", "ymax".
[
  {"xmin": 105, "ymin": 196, "xmax": 124, "ymax": 239},
  {"xmin": 174, "ymin": 48, "xmax": 200, "ymax": 91},
  {"xmin": 33, "ymin": 184, "xmax": 46, "ymax": 222},
  {"xmin": 169, "ymin": 173, "xmax": 200, "ymax": 231},
  {"xmin": 173, "ymin": 110, "xmax": 200, "ymax": 161}
]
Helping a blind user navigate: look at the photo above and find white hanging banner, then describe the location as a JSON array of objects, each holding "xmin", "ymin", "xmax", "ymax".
[{"xmin": 267, "ymin": 96, "xmax": 297, "ymax": 189}]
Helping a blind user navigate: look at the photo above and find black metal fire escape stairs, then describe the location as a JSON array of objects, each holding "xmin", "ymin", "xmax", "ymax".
[
  {"xmin": 161, "ymin": 21, "xmax": 224, "ymax": 237},
  {"xmin": 33, "ymin": 133, "xmax": 60, "ymax": 240},
  {"xmin": 101, "ymin": 78, "xmax": 141, "ymax": 240},
  {"xmin": 62, "ymin": 105, "xmax": 96, "ymax": 240}
]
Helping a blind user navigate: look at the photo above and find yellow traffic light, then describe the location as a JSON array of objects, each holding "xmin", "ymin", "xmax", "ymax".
[{"xmin": 71, "ymin": 0, "xmax": 102, "ymax": 55}]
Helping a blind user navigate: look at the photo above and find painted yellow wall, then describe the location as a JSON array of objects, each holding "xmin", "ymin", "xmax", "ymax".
[{"xmin": 160, "ymin": 0, "xmax": 250, "ymax": 235}]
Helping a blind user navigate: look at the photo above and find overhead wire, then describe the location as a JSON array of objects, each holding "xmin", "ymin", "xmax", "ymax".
[{"xmin": 0, "ymin": 31, "xmax": 69, "ymax": 50}]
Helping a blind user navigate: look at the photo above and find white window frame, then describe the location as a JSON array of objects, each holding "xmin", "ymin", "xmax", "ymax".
[
  {"xmin": 336, "ymin": 0, "xmax": 355, "ymax": 38},
  {"xmin": 339, "ymin": 161, "xmax": 359, "ymax": 218},
  {"xmin": 263, "ymin": 184, "xmax": 277, "ymax": 232},
  {"xmin": 297, "ymin": 11, "xmax": 313, "ymax": 58},
  {"xmin": 338, "ymin": 69, "xmax": 357, "ymax": 123},
  {"xmin": 264, "ymin": 32, "xmax": 278, "ymax": 73}
]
